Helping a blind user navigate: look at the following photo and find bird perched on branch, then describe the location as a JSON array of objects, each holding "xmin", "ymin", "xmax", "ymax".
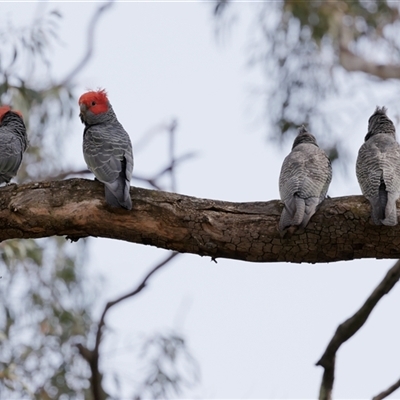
[
  {"xmin": 356, "ymin": 106, "xmax": 400, "ymax": 226},
  {"xmin": 278, "ymin": 126, "xmax": 332, "ymax": 234},
  {"xmin": 79, "ymin": 89, "xmax": 133, "ymax": 210},
  {"xmin": 0, "ymin": 105, "xmax": 28, "ymax": 185}
]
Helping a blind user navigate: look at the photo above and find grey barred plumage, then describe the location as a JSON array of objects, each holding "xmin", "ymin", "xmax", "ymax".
[
  {"xmin": 0, "ymin": 107, "xmax": 28, "ymax": 184},
  {"xmin": 278, "ymin": 126, "xmax": 332, "ymax": 233},
  {"xmin": 79, "ymin": 90, "xmax": 133, "ymax": 210},
  {"xmin": 356, "ymin": 106, "xmax": 400, "ymax": 226}
]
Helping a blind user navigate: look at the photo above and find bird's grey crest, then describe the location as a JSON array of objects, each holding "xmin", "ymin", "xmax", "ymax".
[
  {"xmin": 365, "ymin": 106, "xmax": 395, "ymax": 142},
  {"xmin": 292, "ymin": 125, "xmax": 318, "ymax": 149}
]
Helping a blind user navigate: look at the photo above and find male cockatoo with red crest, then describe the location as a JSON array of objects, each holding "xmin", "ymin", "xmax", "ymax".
[
  {"xmin": 79, "ymin": 89, "xmax": 133, "ymax": 210},
  {"xmin": 0, "ymin": 105, "xmax": 28, "ymax": 184}
]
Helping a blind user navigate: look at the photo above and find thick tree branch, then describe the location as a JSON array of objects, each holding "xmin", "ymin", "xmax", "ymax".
[
  {"xmin": 372, "ymin": 377, "xmax": 400, "ymax": 400},
  {"xmin": 316, "ymin": 260, "xmax": 400, "ymax": 400},
  {"xmin": 3, "ymin": 178, "xmax": 400, "ymax": 263}
]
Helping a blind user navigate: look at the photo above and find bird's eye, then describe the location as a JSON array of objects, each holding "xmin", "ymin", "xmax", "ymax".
[{"xmin": 91, "ymin": 101, "xmax": 96, "ymax": 106}]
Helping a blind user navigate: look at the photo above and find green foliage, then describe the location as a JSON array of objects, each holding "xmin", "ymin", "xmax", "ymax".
[
  {"xmin": 284, "ymin": 0, "xmax": 397, "ymax": 43},
  {"xmin": 0, "ymin": 239, "xmax": 93, "ymax": 399}
]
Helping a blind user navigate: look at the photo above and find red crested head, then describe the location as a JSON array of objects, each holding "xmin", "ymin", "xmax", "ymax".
[
  {"xmin": 79, "ymin": 89, "xmax": 109, "ymax": 115},
  {"xmin": 0, "ymin": 106, "xmax": 11, "ymax": 121},
  {"xmin": 0, "ymin": 105, "xmax": 23, "ymax": 122}
]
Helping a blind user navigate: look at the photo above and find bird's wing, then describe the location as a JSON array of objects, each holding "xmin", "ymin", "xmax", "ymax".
[
  {"xmin": 83, "ymin": 125, "xmax": 132, "ymax": 184},
  {"xmin": 279, "ymin": 145, "xmax": 331, "ymax": 201},
  {"xmin": 0, "ymin": 132, "xmax": 24, "ymax": 176}
]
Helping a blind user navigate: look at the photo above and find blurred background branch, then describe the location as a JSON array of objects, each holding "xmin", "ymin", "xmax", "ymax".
[
  {"xmin": 47, "ymin": 119, "xmax": 197, "ymax": 192},
  {"xmin": 60, "ymin": 0, "xmax": 114, "ymax": 86},
  {"xmin": 78, "ymin": 252, "xmax": 179, "ymax": 400}
]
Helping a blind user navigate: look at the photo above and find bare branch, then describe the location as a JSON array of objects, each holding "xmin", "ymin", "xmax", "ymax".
[
  {"xmin": 372, "ymin": 377, "xmax": 400, "ymax": 400},
  {"xmin": 168, "ymin": 119, "xmax": 178, "ymax": 192},
  {"xmin": 151, "ymin": 151, "xmax": 198, "ymax": 184},
  {"xmin": 131, "ymin": 174, "xmax": 163, "ymax": 190},
  {"xmin": 134, "ymin": 122, "xmax": 169, "ymax": 152},
  {"xmin": 48, "ymin": 118, "xmax": 194, "ymax": 191},
  {"xmin": 86, "ymin": 252, "xmax": 179, "ymax": 400},
  {"xmin": 47, "ymin": 150, "xmax": 196, "ymax": 190},
  {"xmin": 60, "ymin": 0, "xmax": 114, "ymax": 86},
  {"xmin": 46, "ymin": 168, "xmax": 92, "ymax": 180},
  {"xmin": 133, "ymin": 119, "xmax": 197, "ymax": 191},
  {"xmin": 95, "ymin": 251, "xmax": 179, "ymax": 352},
  {"xmin": 6, "ymin": 179, "xmax": 400, "ymax": 263},
  {"xmin": 316, "ymin": 260, "xmax": 400, "ymax": 400}
]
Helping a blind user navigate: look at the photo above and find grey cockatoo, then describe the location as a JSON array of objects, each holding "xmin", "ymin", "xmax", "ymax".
[
  {"xmin": 0, "ymin": 106, "xmax": 28, "ymax": 184},
  {"xmin": 356, "ymin": 106, "xmax": 400, "ymax": 226},
  {"xmin": 79, "ymin": 89, "xmax": 133, "ymax": 210},
  {"xmin": 279, "ymin": 126, "xmax": 332, "ymax": 233}
]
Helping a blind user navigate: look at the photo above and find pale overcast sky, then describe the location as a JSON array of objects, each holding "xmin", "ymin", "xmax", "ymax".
[{"xmin": 2, "ymin": 2, "xmax": 400, "ymax": 399}]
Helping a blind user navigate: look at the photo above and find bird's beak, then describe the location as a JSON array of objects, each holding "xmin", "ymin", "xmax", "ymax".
[{"xmin": 79, "ymin": 103, "xmax": 86, "ymax": 123}]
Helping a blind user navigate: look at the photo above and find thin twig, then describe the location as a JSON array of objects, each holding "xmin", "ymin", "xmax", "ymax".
[
  {"xmin": 372, "ymin": 377, "xmax": 400, "ymax": 400},
  {"xmin": 89, "ymin": 251, "xmax": 179, "ymax": 400},
  {"xmin": 151, "ymin": 151, "xmax": 198, "ymax": 183},
  {"xmin": 49, "ymin": 168, "xmax": 92, "ymax": 180},
  {"xmin": 96, "ymin": 251, "xmax": 179, "ymax": 336},
  {"xmin": 132, "ymin": 174, "xmax": 162, "ymax": 190},
  {"xmin": 168, "ymin": 119, "xmax": 178, "ymax": 192},
  {"xmin": 316, "ymin": 260, "xmax": 400, "ymax": 400},
  {"xmin": 134, "ymin": 123, "xmax": 168, "ymax": 152},
  {"xmin": 45, "ymin": 165, "xmax": 199, "ymax": 191},
  {"xmin": 48, "ymin": 169, "xmax": 170, "ymax": 190},
  {"xmin": 47, "ymin": 119, "xmax": 195, "ymax": 190},
  {"xmin": 60, "ymin": 0, "xmax": 114, "ymax": 85},
  {"xmin": 118, "ymin": 151, "xmax": 197, "ymax": 190}
]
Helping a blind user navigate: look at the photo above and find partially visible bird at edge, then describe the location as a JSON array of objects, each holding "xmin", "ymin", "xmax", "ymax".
[{"xmin": 0, "ymin": 105, "xmax": 28, "ymax": 185}]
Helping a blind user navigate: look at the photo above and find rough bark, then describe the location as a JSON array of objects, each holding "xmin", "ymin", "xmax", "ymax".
[{"xmin": 1, "ymin": 178, "xmax": 400, "ymax": 264}]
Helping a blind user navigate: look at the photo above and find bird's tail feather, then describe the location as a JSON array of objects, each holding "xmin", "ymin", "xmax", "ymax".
[
  {"xmin": 300, "ymin": 197, "xmax": 320, "ymax": 229},
  {"xmin": 104, "ymin": 177, "xmax": 132, "ymax": 210},
  {"xmin": 382, "ymin": 191, "xmax": 398, "ymax": 226},
  {"xmin": 370, "ymin": 180, "xmax": 387, "ymax": 225},
  {"xmin": 279, "ymin": 194, "xmax": 305, "ymax": 232}
]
